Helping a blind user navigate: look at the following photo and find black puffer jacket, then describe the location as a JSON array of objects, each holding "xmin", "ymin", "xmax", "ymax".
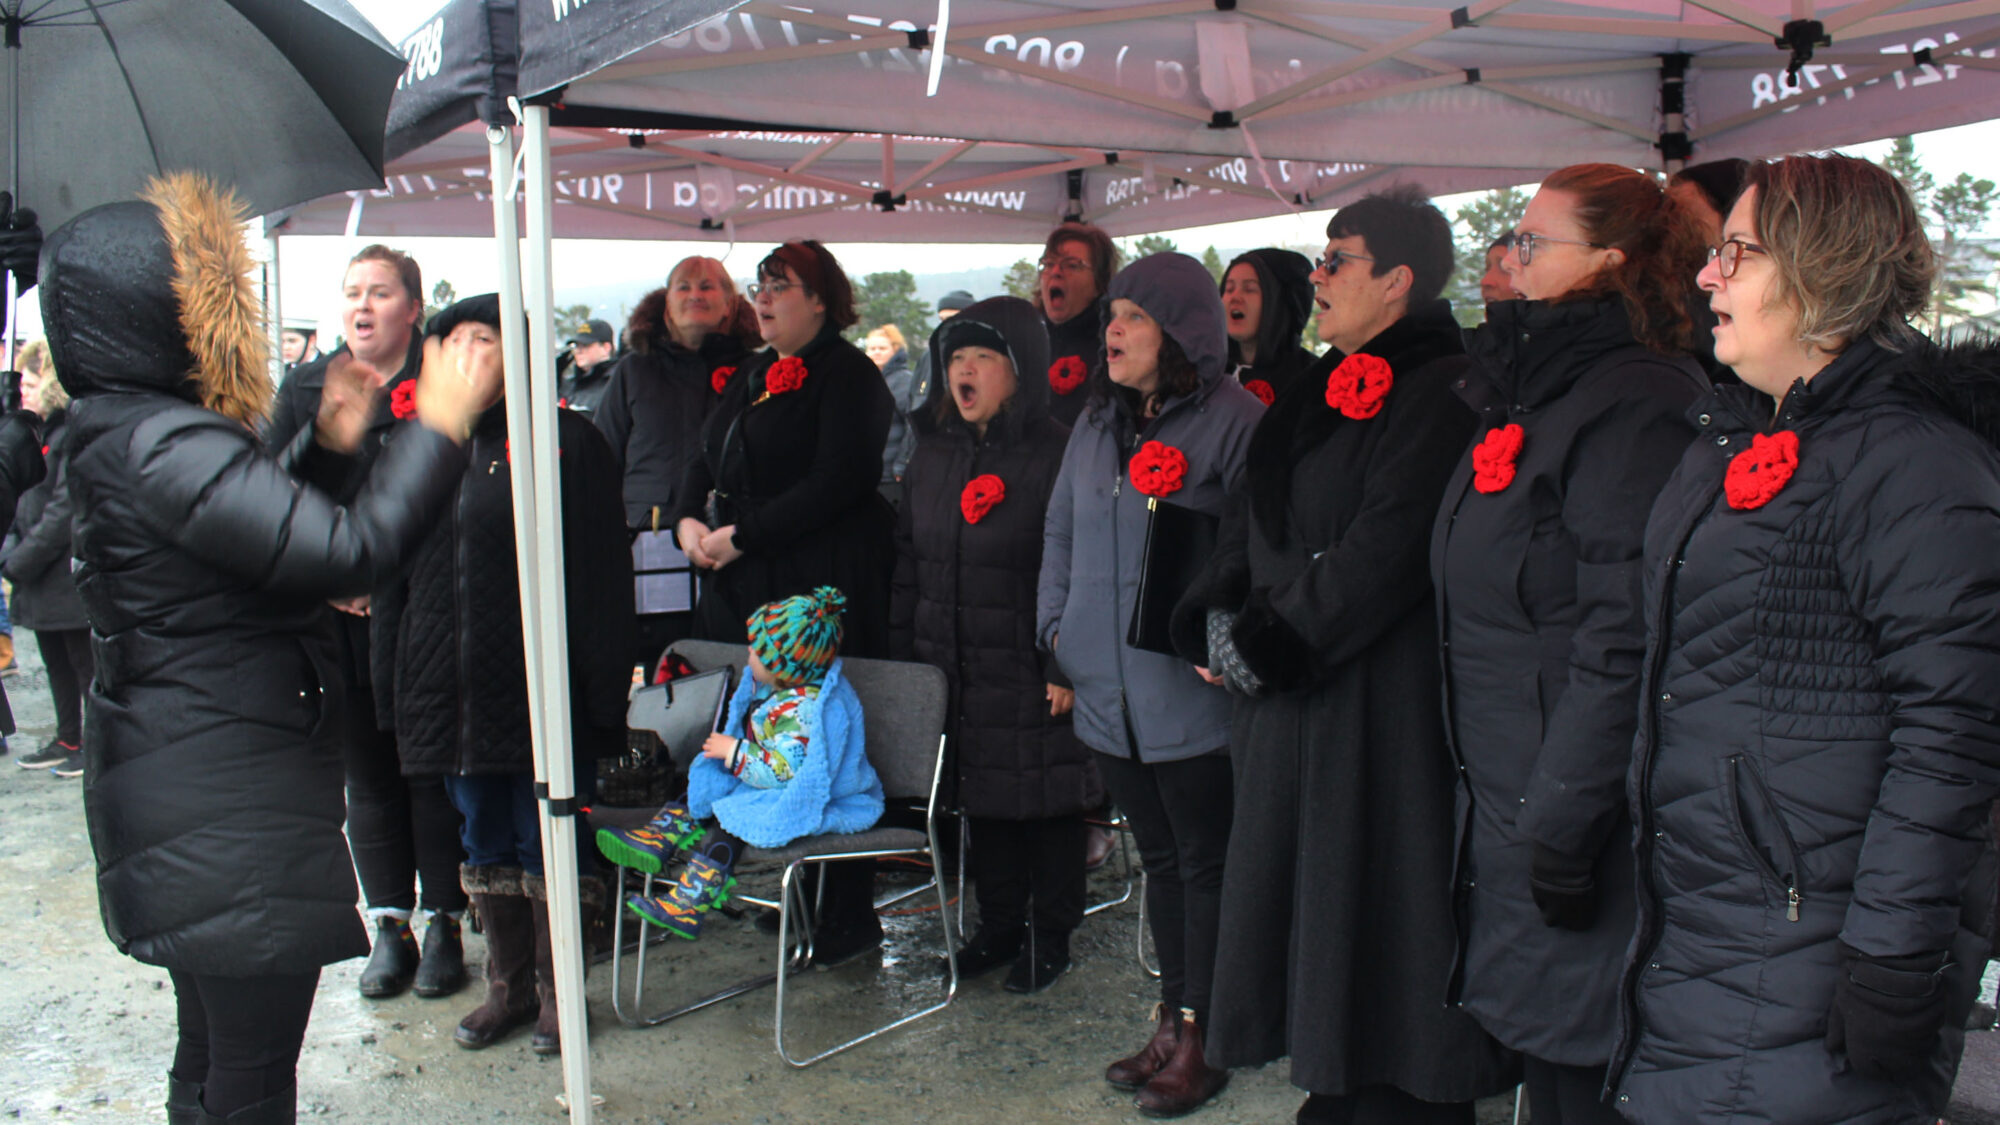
[
  {"xmin": 557, "ymin": 356, "xmax": 614, "ymax": 418},
  {"xmin": 890, "ymin": 297, "xmax": 1099, "ymax": 820},
  {"xmin": 675, "ymin": 321, "xmax": 896, "ymax": 658},
  {"xmin": 595, "ymin": 318, "xmax": 746, "ymax": 532},
  {"xmin": 1432, "ymin": 298, "xmax": 1706, "ymax": 1065},
  {"xmin": 375, "ymin": 401, "xmax": 634, "ymax": 776},
  {"xmin": 1609, "ymin": 337, "xmax": 2000, "ymax": 1123},
  {"xmin": 1044, "ymin": 303, "xmax": 1102, "ymax": 430},
  {"xmin": 3, "ymin": 410, "xmax": 87, "ymax": 631},
  {"xmin": 45, "ymin": 194, "xmax": 466, "ymax": 976}
]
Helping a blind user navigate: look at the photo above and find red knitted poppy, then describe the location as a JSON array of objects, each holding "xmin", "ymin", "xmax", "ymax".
[
  {"xmin": 1724, "ymin": 430, "xmax": 1799, "ymax": 510},
  {"xmin": 711, "ymin": 365, "xmax": 737, "ymax": 395},
  {"xmin": 763, "ymin": 355, "xmax": 808, "ymax": 397},
  {"xmin": 1129, "ymin": 440, "xmax": 1189, "ymax": 498},
  {"xmin": 1244, "ymin": 379, "xmax": 1275, "ymax": 406},
  {"xmin": 961, "ymin": 474, "xmax": 1005, "ymax": 524},
  {"xmin": 390, "ymin": 379, "xmax": 418, "ymax": 421},
  {"xmin": 1048, "ymin": 355, "xmax": 1087, "ymax": 395},
  {"xmin": 1324, "ymin": 353, "xmax": 1393, "ymax": 420},
  {"xmin": 1471, "ymin": 424, "xmax": 1525, "ymax": 494}
]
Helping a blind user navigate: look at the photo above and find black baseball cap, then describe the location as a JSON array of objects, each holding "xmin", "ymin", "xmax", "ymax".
[{"xmin": 568, "ymin": 318, "xmax": 614, "ymax": 347}]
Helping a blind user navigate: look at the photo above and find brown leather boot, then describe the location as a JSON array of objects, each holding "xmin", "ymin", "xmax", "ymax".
[
  {"xmin": 525, "ymin": 871, "xmax": 606, "ymax": 1056},
  {"xmin": 453, "ymin": 865, "xmax": 539, "ymax": 1050},
  {"xmin": 1134, "ymin": 1009, "xmax": 1229, "ymax": 1117},
  {"xmin": 1106, "ymin": 1003, "xmax": 1183, "ymax": 1091}
]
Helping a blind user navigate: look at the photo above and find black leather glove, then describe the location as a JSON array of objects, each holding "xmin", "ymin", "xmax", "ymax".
[
  {"xmin": 1825, "ymin": 942, "xmax": 1949, "ymax": 1084},
  {"xmin": 0, "ymin": 193, "xmax": 40, "ymax": 292},
  {"xmin": 1528, "ymin": 842, "xmax": 1598, "ymax": 931}
]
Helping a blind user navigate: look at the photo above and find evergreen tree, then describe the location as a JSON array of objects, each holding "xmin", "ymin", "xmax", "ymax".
[
  {"xmin": 850, "ymin": 270, "xmax": 933, "ymax": 345},
  {"xmin": 1003, "ymin": 258, "xmax": 1040, "ymax": 301},
  {"xmin": 1123, "ymin": 234, "xmax": 1178, "ymax": 261},
  {"xmin": 1883, "ymin": 137, "xmax": 1999, "ymax": 335},
  {"xmin": 1201, "ymin": 245, "xmax": 1226, "ymax": 284},
  {"xmin": 1444, "ymin": 187, "xmax": 1530, "ymax": 327}
]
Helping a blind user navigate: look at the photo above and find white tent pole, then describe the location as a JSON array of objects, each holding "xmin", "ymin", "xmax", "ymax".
[
  {"xmin": 521, "ymin": 102, "xmax": 594, "ymax": 1125},
  {"xmin": 266, "ymin": 230, "xmax": 285, "ymax": 386}
]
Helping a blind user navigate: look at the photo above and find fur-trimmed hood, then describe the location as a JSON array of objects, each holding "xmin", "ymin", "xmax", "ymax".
[
  {"xmin": 623, "ymin": 285, "xmax": 761, "ymax": 357},
  {"xmin": 40, "ymin": 173, "xmax": 270, "ymax": 427},
  {"xmin": 1899, "ymin": 333, "xmax": 2000, "ymax": 448}
]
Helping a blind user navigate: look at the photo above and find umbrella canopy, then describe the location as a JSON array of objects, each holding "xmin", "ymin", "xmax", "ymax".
[
  {"xmin": 0, "ymin": 0, "xmax": 406, "ymax": 231},
  {"xmin": 523, "ymin": 0, "xmax": 2000, "ymax": 173},
  {"xmin": 385, "ymin": 0, "xmax": 518, "ymax": 161},
  {"xmin": 276, "ymin": 121, "xmax": 1530, "ymax": 241}
]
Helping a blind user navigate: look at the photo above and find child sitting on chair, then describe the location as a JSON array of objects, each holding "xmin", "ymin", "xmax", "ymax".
[{"xmin": 597, "ymin": 586, "xmax": 884, "ymax": 939}]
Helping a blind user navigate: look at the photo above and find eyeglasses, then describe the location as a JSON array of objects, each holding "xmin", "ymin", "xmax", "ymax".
[
  {"xmin": 1038, "ymin": 255, "xmax": 1090, "ymax": 275},
  {"xmin": 747, "ymin": 280, "xmax": 794, "ymax": 300},
  {"xmin": 1706, "ymin": 239, "xmax": 1769, "ymax": 280},
  {"xmin": 1511, "ymin": 231, "xmax": 1606, "ymax": 266},
  {"xmin": 1314, "ymin": 249, "xmax": 1375, "ymax": 275}
]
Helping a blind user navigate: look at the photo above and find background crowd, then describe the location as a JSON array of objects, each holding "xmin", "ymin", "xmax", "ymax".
[{"xmin": 4, "ymin": 143, "xmax": 1996, "ymax": 1125}]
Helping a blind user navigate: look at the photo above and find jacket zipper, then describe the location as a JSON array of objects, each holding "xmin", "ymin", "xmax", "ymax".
[{"xmin": 1727, "ymin": 754, "xmax": 1806, "ymax": 921}]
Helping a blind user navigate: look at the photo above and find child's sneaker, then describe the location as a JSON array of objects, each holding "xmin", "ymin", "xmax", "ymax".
[
  {"xmin": 626, "ymin": 851, "xmax": 736, "ymax": 941},
  {"xmin": 596, "ymin": 802, "xmax": 705, "ymax": 874}
]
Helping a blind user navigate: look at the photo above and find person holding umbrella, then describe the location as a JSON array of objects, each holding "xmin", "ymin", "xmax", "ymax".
[{"xmin": 44, "ymin": 173, "xmax": 486, "ymax": 1124}]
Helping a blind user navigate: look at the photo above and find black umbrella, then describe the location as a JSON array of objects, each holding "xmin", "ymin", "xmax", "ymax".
[{"xmin": 0, "ymin": 0, "xmax": 406, "ymax": 232}]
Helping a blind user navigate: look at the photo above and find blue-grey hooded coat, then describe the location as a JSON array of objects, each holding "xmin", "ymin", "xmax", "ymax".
[{"xmin": 1036, "ymin": 252, "xmax": 1264, "ymax": 763}]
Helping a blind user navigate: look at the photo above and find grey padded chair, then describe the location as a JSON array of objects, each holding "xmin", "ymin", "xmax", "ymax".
[{"xmin": 608, "ymin": 638, "xmax": 959, "ymax": 1067}]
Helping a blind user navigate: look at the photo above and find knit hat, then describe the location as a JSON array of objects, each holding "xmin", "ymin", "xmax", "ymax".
[
  {"xmin": 937, "ymin": 289, "xmax": 976, "ymax": 313},
  {"xmin": 746, "ymin": 586, "xmax": 847, "ymax": 686}
]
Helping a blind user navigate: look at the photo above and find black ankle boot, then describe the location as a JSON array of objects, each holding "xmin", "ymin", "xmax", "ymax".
[
  {"xmin": 357, "ymin": 915, "xmax": 419, "ymax": 998},
  {"xmin": 940, "ymin": 926, "xmax": 1023, "ymax": 978},
  {"xmin": 413, "ymin": 912, "xmax": 467, "ymax": 998},
  {"xmin": 166, "ymin": 1074, "xmax": 202, "ymax": 1125},
  {"xmin": 1003, "ymin": 930, "xmax": 1071, "ymax": 994},
  {"xmin": 196, "ymin": 1084, "xmax": 296, "ymax": 1124}
]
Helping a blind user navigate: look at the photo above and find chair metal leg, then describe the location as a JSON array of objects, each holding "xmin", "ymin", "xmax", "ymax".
[
  {"xmin": 774, "ymin": 845, "xmax": 959, "ymax": 1067},
  {"xmin": 1084, "ymin": 812, "xmax": 1137, "ymax": 916},
  {"xmin": 608, "ymin": 862, "xmax": 795, "ymax": 1029},
  {"xmin": 1136, "ymin": 869, "xmax": 1159, "ymax": 979}
]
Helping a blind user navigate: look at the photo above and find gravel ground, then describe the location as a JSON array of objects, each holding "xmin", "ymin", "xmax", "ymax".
[{"xmin": 0, "ymin": 629, "xmax": 1525, "ymax": 1124}]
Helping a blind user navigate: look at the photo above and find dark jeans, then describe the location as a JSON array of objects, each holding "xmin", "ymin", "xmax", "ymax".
[
  {"xmin": 35, "ymin": 627, "xmax": 91, "ymax": 746},
  {"xmin": 968, "ymin": 814, "xmax": 1087, "ymax": 937},
  {"xmin": 444, "ymin": 766, "xmax": 595, "ymax": 877},
  {"xmin": 344, "ymin": 708, "xmax": 465, "ymax": 914},
  {"xmin": 1523, "ymin": 1057, "xmax": 1622, "ymax": 1125},
  {"xmin": 1093, "ymin": 749, "xmax": 1233, "ymax": 1021},
  {"xmin": 169, "ymin": 969, "xmax": 319, "ymax": 1116}
]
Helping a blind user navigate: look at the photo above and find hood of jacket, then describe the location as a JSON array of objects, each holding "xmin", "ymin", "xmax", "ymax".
[
  {"xmin": 916, "ymin": 295, "xmax": 1052, "ymax": 446},
  {"xmin": 1107, "ymin": 252, "xmax": 1229, "ymax": 384},
  {"xmin": 1470, "ymin": 296, "xmax": 1658, "ymax": 411},
  {"xmin": 1225, "ymin": 248, "xmax": 1314, "ymax": 368},
  {"xmin": 41, "ymin": 174, "xmax": 269, "ymax": 427},
  {"xmin": 1701, "ymin": 330, "xmax": 2000, "ymax": 447}
]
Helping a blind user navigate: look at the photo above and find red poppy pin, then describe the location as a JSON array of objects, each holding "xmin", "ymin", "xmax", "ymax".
[
  {"xmin": 1724, "ymin": 430, "xmax": 1800, "ymax": 511},
  {"xmin": 389, "ymin": 379, "xmax": 418, "ymax": 421},
  {"xmin": 961, "ymin": 474, "xmax": 1005, "ymax": 524},
  {"xmin": 1048, "ymin": 355, "xmax": 1087, "ymax": 395},
  {"xmin": 1471, "ymin": 424, "xmax": 1525, "ymax": 494},
  {"xmin": 1244, "ymin": 379, "xmax": 1275, "ymax": 406},
  {"xmin": 711, "ymin": 365, "xmax": 737, "ymax": 395},
  {"xmin": 1129, "ymin": 440, "xmax": 1189, "ymax": 498},
  {"xmin": 756, "ymin": 356, "xmax": 808, "ymax": 403},
  {"xmin": 1324, "ymin": 353, "xmax": 1393, "ymax": 420}
]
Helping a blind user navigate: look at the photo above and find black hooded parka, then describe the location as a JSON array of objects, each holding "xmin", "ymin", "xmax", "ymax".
[
  {"xmin": 1222, "ymin": 248, "xmax": 1316, "ymax": 406},
  {"xmin": 1431, "ymin": 297, "xmax": 1706, "ymax": 1065},
  {"xmin": 594, "ymin": 301, "xmax": 748, "ymax": 532},
  {"xmin": 890, "ymin": 297, "xmax": 1100, "ymax": 821},
  {"xmin": 45, "ymin": 198, "xmax": 467, "ymax": 977},
  {"xmin": 1170, "ymin": 299, "xmax": 1514, "ymax": 1100},
  {"xmin": 1608, "ymin": 337, "xmax": 2000, "ymax": 1124}
]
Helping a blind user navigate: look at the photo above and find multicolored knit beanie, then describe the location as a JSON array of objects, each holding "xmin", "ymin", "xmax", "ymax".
[{"xmin": 746, "ymin": 586, "xmax": 847, "ymax": 686}]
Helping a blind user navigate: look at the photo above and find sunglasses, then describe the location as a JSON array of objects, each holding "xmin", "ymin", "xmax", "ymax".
[{"xmin": 1314, "ymin": 249, "xmax": 1375, "ymax": 275}]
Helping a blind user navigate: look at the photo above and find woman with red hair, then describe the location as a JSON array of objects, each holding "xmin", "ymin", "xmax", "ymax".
[{"xmin": 1430, "ymin": 163, "xmax": 1709, "ymax": 1124}]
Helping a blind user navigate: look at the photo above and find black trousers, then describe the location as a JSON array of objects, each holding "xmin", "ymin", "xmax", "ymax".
[
  {"xmin": 1523, "ymin": 1057, "xmax": 1623, "ymax": 1125},
  {"xmin": 1093, "ymin": 749, "xmax": 1233, "ymax": 1021},
  {"xmin": 35, "ymin": 627, "xmax": 92, "ymax": 746},
  {"xmin": 169, "ymin": 969, "xmax": 319, "ymax": 1116},
  {"xmin": 343, "ymin": 696, "xmax": 466, "ymax": 914},
  {"xmin": 1300, "ymin": 1086, "xmax": 1475, "ymax": 1125},
  {"xmin": 968, "ymin": 814, "xmax": 1087, "ymax": 937}
]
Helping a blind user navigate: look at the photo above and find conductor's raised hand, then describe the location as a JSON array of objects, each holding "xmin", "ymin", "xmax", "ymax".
[{"xmin": 314, "ymin": 352, "xmax": 382, "ymax": 453}]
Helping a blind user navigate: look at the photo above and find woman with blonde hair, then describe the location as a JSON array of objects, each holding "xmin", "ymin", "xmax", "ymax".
[
  {"xmin": 865, "ymin": 323, "xmax": 918, "ymax": 502},
  {"xmin": 596, "ymin": 255, "xmax": 758, "ymax": 664},
  {"xmin": 5, "ymin": 339, "xmax": 91, "ymax": 776},
  {"xmin": 1610, "ymin": 153, "xmax": 2000, "ymax": 1124}
]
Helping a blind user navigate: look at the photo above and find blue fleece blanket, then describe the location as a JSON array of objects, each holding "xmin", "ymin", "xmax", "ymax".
[{"xmin": 686, "ymin": 659, "xmax": 884, "ymax": 849}]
